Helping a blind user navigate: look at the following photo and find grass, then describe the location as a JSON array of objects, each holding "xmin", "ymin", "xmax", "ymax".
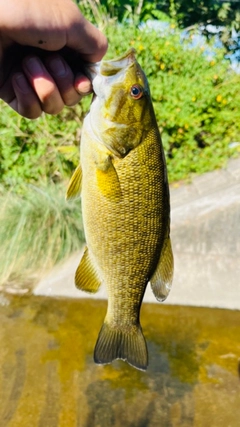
[{"xmin": 0, "ymin": 184, "xmax": 84, "ymax": 292}]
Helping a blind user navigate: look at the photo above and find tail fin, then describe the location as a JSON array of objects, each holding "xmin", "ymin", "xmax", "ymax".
[{"xmin": 94, "ymin": 322, "xmax": 148, "ymax": 371}]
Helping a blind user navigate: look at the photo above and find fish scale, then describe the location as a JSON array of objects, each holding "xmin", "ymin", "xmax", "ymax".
[{"xmin": 67, "ymin": 49, "xmax": 173, "ymax": 370}]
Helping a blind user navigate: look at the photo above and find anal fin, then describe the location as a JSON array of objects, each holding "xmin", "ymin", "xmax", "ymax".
[
  {"xmin": 150, "ymin": 237, "xmax": 174, "ymax": 302},
  {"xmin": 75, "ymin": 247, "xmax": 101, "ymax": 293}
]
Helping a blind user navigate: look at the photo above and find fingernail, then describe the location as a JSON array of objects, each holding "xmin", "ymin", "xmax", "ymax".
[
  {"xmin": 25, "ymin": 57, "xmax": 44, "ymax": 76},
  {"xmin": 13, "ymin": 73, "xmax": 30, "ymax": 94},
  {"xmin": 48, "ymin": 58, "xmax": 67, "ymax": 77}
]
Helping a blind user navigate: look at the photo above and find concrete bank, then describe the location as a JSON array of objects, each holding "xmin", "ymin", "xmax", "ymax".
[{"xmin": 34, "ymin": 158, "xmax": 240, "ymax": 309}]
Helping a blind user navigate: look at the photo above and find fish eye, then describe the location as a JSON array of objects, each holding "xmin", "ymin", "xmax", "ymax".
[{"xmin": 130, "ymin": 84, "xmax": 143, "ymax": 99}]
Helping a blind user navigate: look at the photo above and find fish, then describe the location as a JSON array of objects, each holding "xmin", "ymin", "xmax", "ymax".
[{"xmin": 66, "ymin": 48, "xmax": 174, "ymax": 371}]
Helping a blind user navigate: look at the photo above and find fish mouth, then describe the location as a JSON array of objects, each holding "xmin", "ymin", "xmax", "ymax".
[
  {"xmin": 100, "ymin": 48, "xmax": 136, "ymax": 77},
  {"xmin": 87, "ymin": 48, "xmax": 137, "ymax": 81}
]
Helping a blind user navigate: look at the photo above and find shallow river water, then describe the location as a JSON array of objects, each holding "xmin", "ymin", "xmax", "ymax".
[{"xmin": 0, "ymin": 294, "xmax": 239, "ymax": 427}]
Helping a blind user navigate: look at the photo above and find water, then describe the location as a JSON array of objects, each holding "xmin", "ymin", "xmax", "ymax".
[{"xmin": 0, "ymin": 295, "xmax": 239, "ymax": 426}]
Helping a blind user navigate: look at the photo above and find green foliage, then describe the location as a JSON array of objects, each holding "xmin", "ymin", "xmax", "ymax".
[
  {"xmin": 156, "ymin": 0, "xmax": 239, "ymax": 29},
  {"xmin": 78, "ymin": 1, "xmax": 240, "ymax": 60},
  {"xmin": 78, "ymin": 0, "xmax": 171, "ymax": 26},
  {"xmin": 0, "ymin": 99, "xmax": 90, "ymax": 191},
  {"xmin": 79, "ymin": 0, "xmax": 239, "ymax": 25},
  {"xmin": 0, "ymin": 185, "xmax": 84, "ymax": 290}
]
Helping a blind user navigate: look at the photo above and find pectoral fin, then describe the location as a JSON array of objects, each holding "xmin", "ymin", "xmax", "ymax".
[
  {"xmin": 75, "ymin": 247, "xmax": 102, "ymax": 293},
  {"xmin": 66, "ymin": 164, "xmax": 82, "ymax": 200},
  {"xmin": 150, "ymin": 237, "xmax": 174, "ymax": 302},
  {"xmin": 96, "ymin": 155, "xmax": 122, "ymax": 202}
]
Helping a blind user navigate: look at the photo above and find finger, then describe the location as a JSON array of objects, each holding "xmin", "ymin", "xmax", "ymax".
[
  {"xmin": 22, "ymin": 56, "xmax": 64, "ymax": 115},
  {"xmin": 45, "ymin": 55, "xmax": 82, "ymax": 106},
  {"xmin": 10, "ymin": 72, "xmax": 42, "ymax": 118}
]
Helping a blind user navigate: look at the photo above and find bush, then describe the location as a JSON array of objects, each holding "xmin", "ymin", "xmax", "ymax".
[{"xmin": 0, "ymin": 100, "xmax": 90, "ymax": 191}]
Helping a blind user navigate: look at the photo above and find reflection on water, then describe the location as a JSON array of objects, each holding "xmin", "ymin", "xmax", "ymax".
[{"xmin": 0, "ymin": 295, "xmax": 239, "ymax": 426}]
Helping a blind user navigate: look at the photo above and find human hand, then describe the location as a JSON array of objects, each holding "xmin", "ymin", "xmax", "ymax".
[{"xmin": 0, "ymin": 0, "xmax": 107, "ymax": 118}]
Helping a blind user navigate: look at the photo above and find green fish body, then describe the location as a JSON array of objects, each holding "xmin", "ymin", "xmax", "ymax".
[{"xmin": 67, "ymin": 49, "xmax": 173, "ymax": 371}]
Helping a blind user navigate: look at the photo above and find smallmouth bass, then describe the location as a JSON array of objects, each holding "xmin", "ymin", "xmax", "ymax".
[{"xmin": 67, "ymin": 49, "xmax": 174, "ymax": 371}]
